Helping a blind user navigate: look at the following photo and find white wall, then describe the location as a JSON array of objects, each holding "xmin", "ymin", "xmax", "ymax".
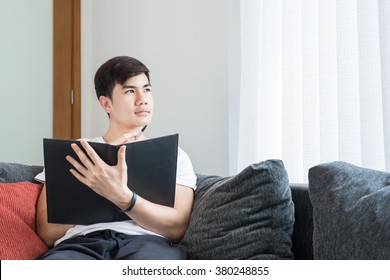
[
  {"xmin": 81, "ymin": 0, "xmax": 232, "ymax": 176},
  {"xmin": 228, "ymin": 0, "xmax": 241, "ymax": 175},
  {"xmin": 0, "ymin": 0, "xmax": 53, "ymax": 165}
]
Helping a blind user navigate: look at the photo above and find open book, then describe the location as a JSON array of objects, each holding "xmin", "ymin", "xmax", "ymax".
[{"xmin": 43, "ymin": 134, "xmax": 178, "ymax": 225}]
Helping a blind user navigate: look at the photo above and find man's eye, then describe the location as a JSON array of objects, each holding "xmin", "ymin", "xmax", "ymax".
[
  {"xmin": 126, "ymin": 90, "xmax": 135, "ymax": 94},
  {"xmin": 144, "ymin": 88, "xmax": 151, "ymax": 93}
]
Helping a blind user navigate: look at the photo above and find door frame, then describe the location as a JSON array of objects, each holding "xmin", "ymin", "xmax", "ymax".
[{"xmin": 53, "ymin": 0, "xmax": 81, "ymax": 139}]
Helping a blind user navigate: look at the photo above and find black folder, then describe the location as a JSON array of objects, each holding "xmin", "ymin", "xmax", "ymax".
[{"xmin": 43, "ymin": 134, "xmax": 178, "ymax": 225}]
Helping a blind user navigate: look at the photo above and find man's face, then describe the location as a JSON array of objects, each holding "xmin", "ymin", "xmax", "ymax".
[{"xmin": 107, "ymin": 73, "xmax": 153, "ymax": 130}]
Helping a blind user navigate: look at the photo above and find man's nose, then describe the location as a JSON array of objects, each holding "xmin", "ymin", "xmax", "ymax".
[{"xmin": 135, "ymin": 92, "xmax": 147, "ymax": 105}]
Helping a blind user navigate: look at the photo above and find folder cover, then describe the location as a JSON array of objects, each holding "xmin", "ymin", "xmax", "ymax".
[{"xmin": 43, "ymin": 134, "xmax": 178, "ymax": 225}]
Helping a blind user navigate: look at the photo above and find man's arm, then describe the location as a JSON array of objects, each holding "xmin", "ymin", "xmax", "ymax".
[
  {"xmin": 36, "ymin": 184, "xmax": 74, "ymax": 247},
  {"xmin": 124, "ymin": 183, "xmax": 194, "ymax": 243}
]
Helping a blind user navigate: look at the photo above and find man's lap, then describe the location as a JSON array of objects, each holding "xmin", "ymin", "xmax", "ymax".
[{"xmin": 37, "ymin": 230, "xmax": 186, "ymax": 260}]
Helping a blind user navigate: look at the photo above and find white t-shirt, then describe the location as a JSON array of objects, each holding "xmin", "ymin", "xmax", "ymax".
[{"xmin": 35, "ymin": 136, "xmax": 197, "ymax": 246}]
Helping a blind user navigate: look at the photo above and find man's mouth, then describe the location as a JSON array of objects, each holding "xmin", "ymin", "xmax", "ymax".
[{"xmin": 134, "ymin": 109, "xmax": 150, "ymax": 115}]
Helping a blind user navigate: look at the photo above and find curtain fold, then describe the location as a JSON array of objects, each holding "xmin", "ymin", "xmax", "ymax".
[{"xmin": 237, "ymin": 0, "xmax": 390, "ymax": 183}]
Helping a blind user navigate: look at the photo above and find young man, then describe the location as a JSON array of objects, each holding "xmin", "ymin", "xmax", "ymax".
[{"xmin": 35, "ymin": 56, "xmax": 197, "ymax": 259}]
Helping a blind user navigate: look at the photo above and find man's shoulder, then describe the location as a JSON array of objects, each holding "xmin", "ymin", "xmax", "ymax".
[{"xmin": 177, "ymin": 146, "xmax": 191, "ymax": 162}]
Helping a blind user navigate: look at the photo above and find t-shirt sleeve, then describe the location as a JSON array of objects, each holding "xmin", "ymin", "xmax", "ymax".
[
  {"xmin": 34, "ymin": 169, "xmax": 45, "ymax": 183},
  {"xmin": 176, "ymin": 147, "xmax": 197, "ymax": 190}
]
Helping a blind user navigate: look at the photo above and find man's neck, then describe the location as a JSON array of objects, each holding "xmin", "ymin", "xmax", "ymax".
[{"xmin": 103, "ymin": 126, "xmax": 146, "ymax": 145}]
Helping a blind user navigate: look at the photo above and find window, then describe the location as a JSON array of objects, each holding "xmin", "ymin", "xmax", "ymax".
[{"xmin": 236, "ymin": 0, "xmax": 390, "ymax": 183}]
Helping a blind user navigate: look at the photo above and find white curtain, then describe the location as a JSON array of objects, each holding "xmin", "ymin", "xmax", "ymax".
[{"xmin": 237, "ymin": 0, "xmax": 390, "ymax": 183}]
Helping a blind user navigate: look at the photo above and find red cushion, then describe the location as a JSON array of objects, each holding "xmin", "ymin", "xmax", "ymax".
[{"xmin": 0, "ymin": 182, "xmax": 48, "ymax": 259}]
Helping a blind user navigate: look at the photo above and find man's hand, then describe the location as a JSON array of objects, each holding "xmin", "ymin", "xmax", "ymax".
[{"xmin": 65, "ymin": 140, "xmax": 132, "ymax": 208}]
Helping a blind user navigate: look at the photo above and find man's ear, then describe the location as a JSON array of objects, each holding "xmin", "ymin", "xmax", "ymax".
[{"xmin": 99, "ymin": 96, "xmax": 112, "ymax": 114}]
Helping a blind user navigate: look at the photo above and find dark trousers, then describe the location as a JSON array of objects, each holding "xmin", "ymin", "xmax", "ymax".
[{"xmin": 37, "ymin": 230, "xmax": 186, "ymax": 260}]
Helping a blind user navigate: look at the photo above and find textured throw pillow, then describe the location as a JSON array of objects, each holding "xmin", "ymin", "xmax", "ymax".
[
  {"xmin": 0, "ymin": 182, "xmax": 48, "ymax": 259},
  {"xmin": 178, "ymin": 160, "xmax": 294, "ymax": 259},
  {"xmin": 0, "ymin": 162, "xmax": 43, "ymax": 183},
  {"xmin": 308, "ymin": 161, "xmax": 390, "ymax": 259}
]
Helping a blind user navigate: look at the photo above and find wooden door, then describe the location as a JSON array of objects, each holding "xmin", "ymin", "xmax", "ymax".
[{"xmin": 53, "ymin": 0, "xmax": 81, "ymax": 139}]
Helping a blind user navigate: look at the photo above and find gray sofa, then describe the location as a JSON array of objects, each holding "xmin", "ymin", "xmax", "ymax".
[
  {"xmin": 290, "ymin": 184, "xmax": 313, "ymax": 259},
  {"xmin": 1, "ymin": 160, "xmax": 389, "ymax": 260}
]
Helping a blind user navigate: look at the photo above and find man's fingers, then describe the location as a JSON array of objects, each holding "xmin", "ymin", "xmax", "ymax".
[
  {"xmin": 117, "ymin": 145, "xmax": 127, "ymax": 170},
  {"xmin": 66, "ymin": 155, "xmax": 88, "ymax": 177},
  {"xmin": 70, "ymin": 142, "xmax": 92, "ymax": 169},
  {"xmin": 70, "ymin": 140, "xmax": 103, "ymax": 170},
  {"xmin": 69, "ymin": 168, "xmax": 88, "ymax": 186}
]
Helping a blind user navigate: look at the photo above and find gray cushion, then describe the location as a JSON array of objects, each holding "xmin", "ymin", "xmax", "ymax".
[
  {"xmin": 178, "ymin": 160, "xmax": 294, "ymax": 259},
  {"xmin": 308, "ymin": 161, "xmax": 390, "ymax": 259},
  {"xmin": 0, "ymin": 162, "xmax": 43, "ymax": 183}
]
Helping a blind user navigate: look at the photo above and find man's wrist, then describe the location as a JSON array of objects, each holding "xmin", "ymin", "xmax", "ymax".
[{"xmin": 120, "ymin": 192, "xmax": 137, "ymax": 212}]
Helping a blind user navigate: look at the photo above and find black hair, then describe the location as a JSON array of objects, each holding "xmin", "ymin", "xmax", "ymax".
[{"xmin": 94, "ymin": 56, "xmax": 150, "ymax": 100}]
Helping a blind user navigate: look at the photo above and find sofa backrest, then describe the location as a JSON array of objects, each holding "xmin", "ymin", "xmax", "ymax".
[{"xmin": 0, "ymin": 162, "xmax": 43, "ymax": 183}]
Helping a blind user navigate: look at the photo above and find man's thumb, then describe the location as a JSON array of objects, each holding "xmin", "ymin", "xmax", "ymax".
[{"xmin": 118, "ymin": 145, "xmax": 127, "ymax": 169}]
